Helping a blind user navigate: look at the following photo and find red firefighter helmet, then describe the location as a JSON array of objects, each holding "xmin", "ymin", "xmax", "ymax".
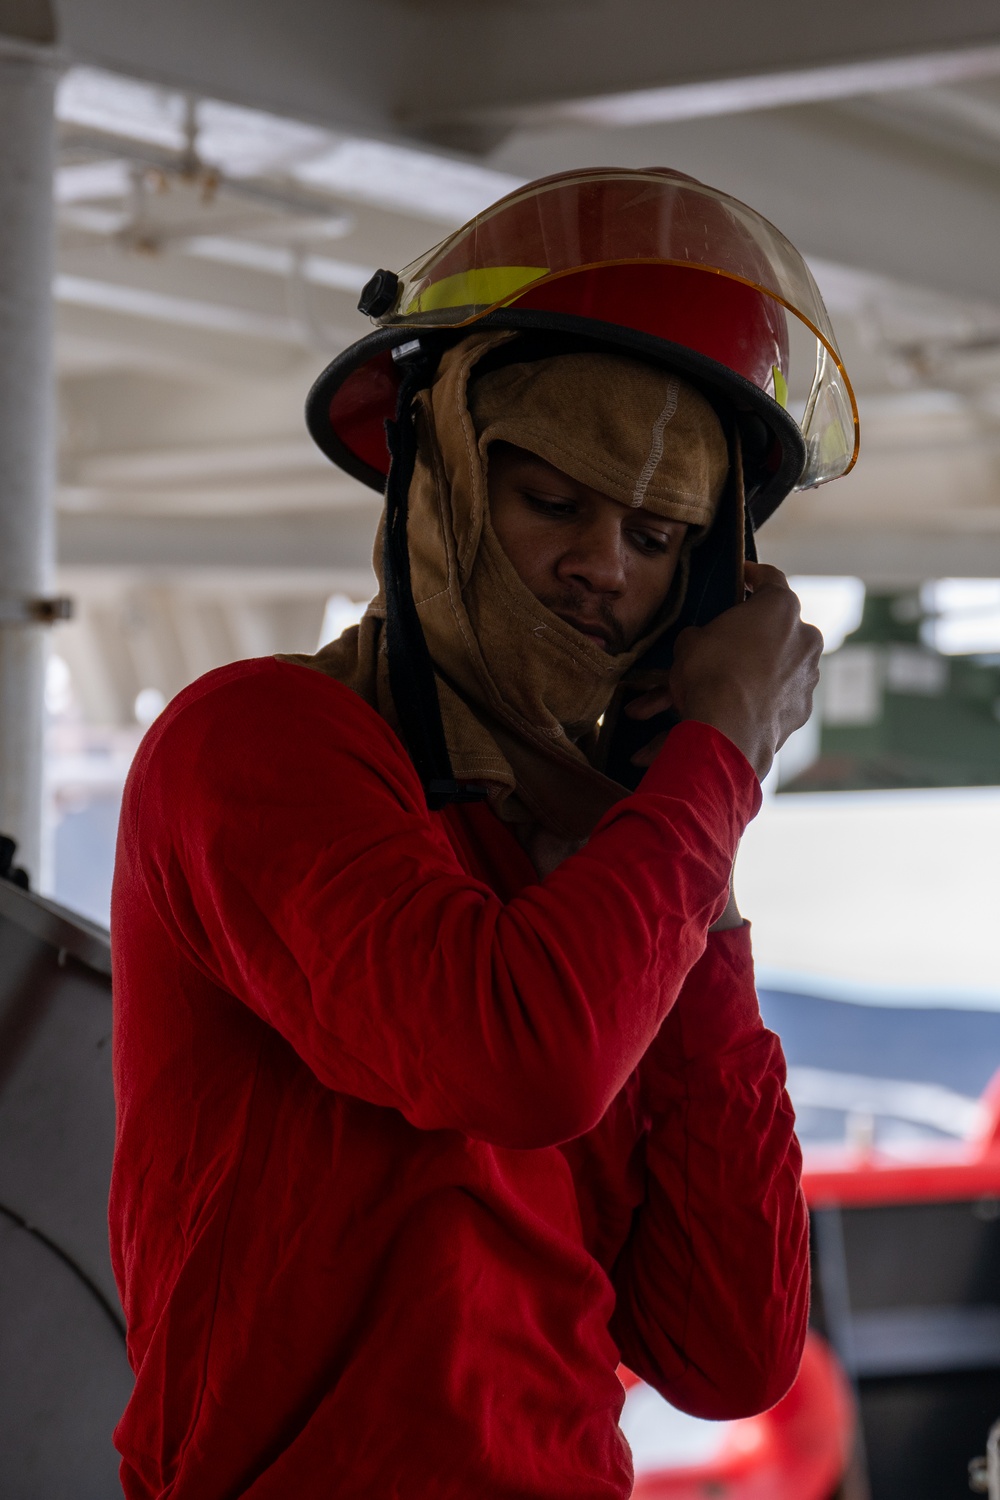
[{"xmin": 306, "ymin": 166, "xmax": 858, "ymax": 525}]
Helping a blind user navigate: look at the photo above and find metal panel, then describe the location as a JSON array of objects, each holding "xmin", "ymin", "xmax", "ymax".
[
  {"xmin": 0, "ymin": 877, "xmax": 132, "ymax": 1497},
  {"xmin": 812, "ymin": 1199, "xmax": 1000, "ymax": 1500},
  {"xmin": 851, "ymin": 1305, "xmax": 1000, "ymax": 1377}
]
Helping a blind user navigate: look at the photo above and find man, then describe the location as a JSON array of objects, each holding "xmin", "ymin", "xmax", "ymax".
[{"xmin": 109, "ymin": 168, "xmax": 854, "ymax": 1498}]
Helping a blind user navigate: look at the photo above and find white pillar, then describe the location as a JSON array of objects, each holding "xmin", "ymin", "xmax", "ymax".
[{"xmin": 0, "ymin": 39, "xmax": 58, "ymax": 883}]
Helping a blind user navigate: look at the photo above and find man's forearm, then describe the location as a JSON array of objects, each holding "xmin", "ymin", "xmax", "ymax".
[{"xmin": 608, "ymin": 928, "xmax": 808, "ymax": 1418}]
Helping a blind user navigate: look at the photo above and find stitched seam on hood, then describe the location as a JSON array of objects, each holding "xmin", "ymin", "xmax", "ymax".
[
  {"xmin": 480, "ymin": 423, "xmax": 713, "ymax": 512},
  {"xmin": 633, "ymin": 379, "xmax": 680, "ymax": 507}
]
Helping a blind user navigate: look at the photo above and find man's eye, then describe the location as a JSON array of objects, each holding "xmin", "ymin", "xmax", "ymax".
[
  {"xmin": 525, "ymin": 492, "xmax": 576, "ymax": 517},
  {"xmin": 631, "ymin": 530, "xmax": 671, "ymax": 555}
]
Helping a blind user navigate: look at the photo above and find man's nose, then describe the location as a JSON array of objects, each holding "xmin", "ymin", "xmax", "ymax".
[{"xmin": 557, "ymin": 520, "xmax": 627, "ymax": 595}]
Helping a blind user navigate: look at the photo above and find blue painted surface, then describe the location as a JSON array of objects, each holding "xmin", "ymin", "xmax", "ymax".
[{"xmin": 758, "ymin": 988, "xmax": 1000, "ymax": 1097}]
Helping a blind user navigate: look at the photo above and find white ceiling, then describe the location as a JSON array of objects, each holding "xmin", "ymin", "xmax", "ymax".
[{"xmin": 22, "ymin": 0, "xmax": 1000, "ymax": 722}]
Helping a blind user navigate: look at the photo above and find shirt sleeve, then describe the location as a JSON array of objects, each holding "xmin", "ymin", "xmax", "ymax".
[
  {"xmin": 120, "ymin": 659, "xmax": 761, "ymax": 1152},
  {"xmin": 606, "ymin": 925, "xmax": 809, "ymax": 1419}
]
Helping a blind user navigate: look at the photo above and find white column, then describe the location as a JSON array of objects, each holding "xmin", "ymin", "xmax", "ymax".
[{"xmin": 0, "ymin": 40, "xmax": 58, "ymax": 883}]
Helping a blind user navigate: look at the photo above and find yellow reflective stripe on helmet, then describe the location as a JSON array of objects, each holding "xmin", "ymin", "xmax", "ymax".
[
  {"xmin": 405, "ymin": 265, "xmax": 549, "ymax": 315},
  {"xmin": 772, "ymin": 366, "xmax": 789, "ymax": 409}
]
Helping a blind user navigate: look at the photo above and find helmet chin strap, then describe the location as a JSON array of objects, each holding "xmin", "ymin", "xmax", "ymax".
[
  {"xmin": 684, "ymin": 424, "xmax": 754, "ymax": 624},
  {"xmin": 383, "ymin": 349, "xmax": 489, "ymax": 810}
]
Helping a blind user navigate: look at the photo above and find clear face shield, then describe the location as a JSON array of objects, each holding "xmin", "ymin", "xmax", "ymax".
[{"xmin": 368, "ymin": 169, "xmax": 858, "ymax": 491}]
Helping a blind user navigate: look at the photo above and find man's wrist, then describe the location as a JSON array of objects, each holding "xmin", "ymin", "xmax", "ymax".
[{"xmin": 679, "ymin": 708, "xmax": 771, "ymax": 782}]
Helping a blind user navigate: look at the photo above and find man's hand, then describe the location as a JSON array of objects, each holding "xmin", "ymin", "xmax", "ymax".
[{"xmin": 626, "ymin": 562, "xmax": 823, "ymax": 782}]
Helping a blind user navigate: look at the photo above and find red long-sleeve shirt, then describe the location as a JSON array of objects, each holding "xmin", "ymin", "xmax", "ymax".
[{"xmin": 109, "ymin": 657, "xmax": 808, "ymax": 1499}]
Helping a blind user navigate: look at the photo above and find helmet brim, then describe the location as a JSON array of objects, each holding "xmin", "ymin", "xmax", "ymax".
[{"xmin": 305, "ymin": 313, "xmax": 806, "ymax": 527}]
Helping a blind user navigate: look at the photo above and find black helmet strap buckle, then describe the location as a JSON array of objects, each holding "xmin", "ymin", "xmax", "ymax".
[{"xmin": 383, "ymin": 346, "xmax": 489, "ymax": 811}]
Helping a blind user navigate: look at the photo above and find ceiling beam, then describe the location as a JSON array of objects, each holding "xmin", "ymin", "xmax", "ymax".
[
  {"xmin": 489, "ymin": 101, "xmax": 1000, "ymax": 307},
  {"xmin": 57, "ymin": 507, "xmax": 379, "ymax": 570},
  {"xmin": 406, "ymin": 5, "xmax": 1000, "ymax": 130},
  {"xmin": 58, "ymin": 563, "xmax": 378, "ymax": 599},
  {"xmin": 54, "ymin": 1, "xmax": 1000, "ymax": 150},
  {"xmin": 0, "ymin": 0, "xmax": 56, "ymax": 46},
  {"xmin": 465, "ymin": 45, "xmax": 1000, "ymax": 134},
  {"xmin": 56, "ymin": 0, "xmax": 416, "ymax": 138},
  {"xmin": 765, "ymin": 527, "xmax": 1000, "ymax": 584}
]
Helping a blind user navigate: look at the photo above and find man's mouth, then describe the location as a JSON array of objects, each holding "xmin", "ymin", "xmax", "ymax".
[{"xmin": 554, "ymin": 613, "xmax": 614, "ymax": 650}]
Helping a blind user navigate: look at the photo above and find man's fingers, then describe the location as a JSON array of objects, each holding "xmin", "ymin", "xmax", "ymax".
[
  {"xmin": 803, "ymin": 621, "xmax": 825, "ymax": 657},
  {"xmin": 630, "ymin": 731, "xmax": 670, "ymax": 767},
  {"xmin": 743, "ymin": 560, "xmax": 790, "ymax": 593},
  {"xmin": 665, "ymin": 560, "xmax": 827, "ymax": 781},
  {"xmin": 625, "ymin": 687, "xmax": 674, "ymax": 720},
  {"xmin": 625, "ymin": 560, "xmax": 823, "ymax": 780}
]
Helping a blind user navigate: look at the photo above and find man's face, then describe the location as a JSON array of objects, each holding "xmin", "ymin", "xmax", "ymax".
[{"xmin": 487, "ymin": 442, "xmax": 689, "ymax": 654}]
